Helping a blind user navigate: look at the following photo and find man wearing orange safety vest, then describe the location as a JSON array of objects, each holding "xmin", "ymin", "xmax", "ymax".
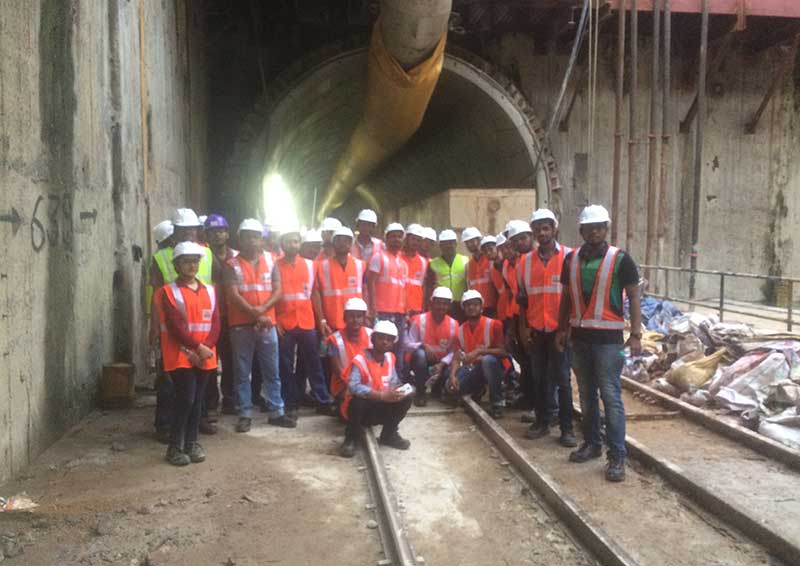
[
  {"xmin": 555, "ymin": 205, "xmax": 642, "ymax": 483},
  {"xmin": 224, "ymin": 218, "xmax": 295, "ymax": 433},
  {"xmin": 465, "ymin": 228, "xmax": 499, "ymax": 317},
  {"xmin": 351, "ymin": 208, "xmax": 384, "ymax": 261},
  {"xmin": 338, "ymin": 320, "xmax": 413, "ymax": 458},
  {"xmin": 405, "ymin": 286, "xmax": 459, "ymax": 407},
  {"xmin": 313, "ymin": 226, "xmax": 364, "ymax": 335},
  {"xmin": 276, "ymin": 227, "xmax": 334, "ymax": 419},
  {"xmin": 517, "ymin": 209, "xmax": 577, "ymax": 448},
  {"xmin": 325, "ymin": 297, "xmax": 372, "ymax": 409},
  {"xmin": 158, "ymin": 242, "xmax": 221, "ymax": 466},
  {"xmin": 367, "ymin": 222, "xmax": 408, "ymax": 371},
  {"xmin": 401, "ymin": 223, "xmax": 430, "ymax": 316},
  {"xmin": 448, "ymin": 290, "xmax": 507, "ymax": 418}
]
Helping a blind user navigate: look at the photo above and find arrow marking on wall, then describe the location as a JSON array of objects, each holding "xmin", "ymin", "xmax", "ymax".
[{"xmin": 0, "ymin": 208, "xmax": 23, "ymax": 236}]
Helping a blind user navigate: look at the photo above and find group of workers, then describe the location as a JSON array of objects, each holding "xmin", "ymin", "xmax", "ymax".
[{"xmin": 147, "ymin": 203, "xmax": 642, "ymax": 483}]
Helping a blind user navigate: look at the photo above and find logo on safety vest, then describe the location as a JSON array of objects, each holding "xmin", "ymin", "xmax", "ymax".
[
  {"xmin": 439, "ymin": 338, "xmax": 449, "ymax": 347},
  {"xmin": 348, "ymin": 276, "xmax": 358, "ymax": 287},
  {"xmin": 414, "ymin": 272, "xmax": 423, "ymax": 280},
  {"xmin": 202, "ymin": 309, "xmax": 212, "ymax": 321},
  {"xmin": 381, "ymin": 372, "xmax": 391, "ymax": 387}
]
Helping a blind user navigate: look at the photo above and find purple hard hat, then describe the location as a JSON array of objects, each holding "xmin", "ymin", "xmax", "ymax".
[{"xmin": 204, "ymin": 213, "xmax": 229, "ymax": 229}]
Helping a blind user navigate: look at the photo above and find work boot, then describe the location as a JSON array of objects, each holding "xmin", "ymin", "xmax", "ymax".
[
  {"xmin": 339, "ymin": 436, "xmax": 358, "ymax": 458},
  {"xmin": 488, "ymin": 405, "xmax": 504, "ymax": 419},
  {"xmin": 156, "ymin": 427, "xmax": 171, "ymax": 445},
  {"xmin": 235, "ymin": 417, "xmax": 252, "ymax": 433},
  {"xmin": 414, "ymin": 389, "xmax": 428, "ymax": 407},
  {"xmin": 205, "ymin": 414, "xmax": 219, "ymax": 423},
  {"xmin": 520, "ymin": 410, "xmax": 537, "ymax": 424},
  {"xmin": 568, "ymin": 443, "xmax": 603, "ymax": 463},
  {"xmin": 186, "ymin": 442, "xmax": 206, "ymax": 463},
  {"xmin": 268, "ymin": 415, "xmax": 297, "ymax": 428},
  {"xmin": 558, "ymin": 430, "xmax": 578, "ymax": 448},
  {"xmin": 378, "ymin": 432, "xmax": 411, "ymax": 450},
  {"xmin": 199, "ymin": 418, "xmax": 218, "ymax": 435},
  {"xmin": 166, "ymin": 445, "xmax": 190, "ymax": 467},
  {"xmin": 606, "ymin": 455, "xmax": 626, "ymax": 482},
  {"xmin": 284, "ymin": 407, "xmax": 299, "ymax": 420},
  {"xmin": 315, "ymin": 404, "xmax": 338, "ymax": 417},
  {"xmin": 299, "ymin": 393, "xmax": 317, "ymax": 408},
  {"xmin": 526, "ymin": 424, "xmax": 549, "ymax": 439}
]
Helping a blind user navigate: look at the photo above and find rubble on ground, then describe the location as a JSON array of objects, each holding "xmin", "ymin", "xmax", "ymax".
[{"xmin": 623, "ymin": 298, "xmax": 800, "ymax": 450}]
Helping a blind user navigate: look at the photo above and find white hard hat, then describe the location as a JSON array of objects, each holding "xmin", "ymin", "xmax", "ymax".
[
  {"xmin": 302, "ymin": 229, "xmax": 323, "ymax": 243},
  {"xmin": 357, "ymin": 209, "xmax": 378, "ymax": 224},
  {"xmin": 423, "ymin": 227, "xmax": 437, "ymax": 242},
  {"xmin": 373, "ymin": 320, "xmax": 399, "ymax": 339},
  {"xmin": 171, "ymin": 208, "xmax": 202, "ymax": 228},
  {"xmin": 238, "ymin": 218, "xmax": 264, "ymax": 233},
  {"xmin": 461, "ymin": 289, "xmax": 484, "ymax": 305},
  {"xmin": 172, "ymin": 241, "xmax": 206, "ymax": 259},
  {"xmin": 385, "ymin": 222, "xmax": 405, "ymax": 235},
  {"xmin": 344, "ymin": 297, "xmax": 368, "ymax": 312},
  {"xmin": 461, "ymin": 226, "xmax": 482, "ymax": 243},
  {"xmin": 579, "ymin": 204, "xmax": 612, "ymax": 225},
  {"xmin": 507, "ymin": 220, "xmax": 532, "ymax": 238},
  {"xmin": 406, "ymin": 223, "xmax": 426, "ymax": 238},
  {"xmin": 530, "ymin": 208, "xmax": 559, "ymax": 228},
  {"xmin": 153, "ymin": 220, "xmax": 174, "ymax": 244},
  {"xmin": 333, "ymin": 226, "xmax": 355, "ymax": 239},
  {"xmin": 438, "ymin": 229, "xmax": 457, "ymax": 242},
  {"xmin": 431, "ymin": 286, "xmax": 454, "ymax": 301},
  {"xmin": 480, "ymin": 235, "xmax": 497, "ymax": 247},
  {"xmin": 496, "ymin": 233, "xmax": 507, "ymax": 247},
  {"xmin": 320, "ymin": 217, "xmax": 343, "ymax": 232},
  {"xmin": 198, "ymin": 215, "xmax": 208, "ymax": 225}
]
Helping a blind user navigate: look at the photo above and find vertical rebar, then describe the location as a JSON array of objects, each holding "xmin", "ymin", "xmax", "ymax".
[
  {"xmin": 625, "ymin": 0, "xmax": 638, "ymax": 252},
  {"xmin": 788, "ymin": 281, "xmax": 794, "ymax": 332},
  {"xmin": 611, "ymin": 0, "xmax": 626, "ymax": 245},
  {"xmin": 689, "ymin": 0, "xmax": 709, "ymax": 300},
  {"xmin": 655, "ymin": 0, "xmax": 672, "ymax": 291},
  {"xmin": 718, "ymin": 274, "xmax": 725, "ymax": 322},
  {"xmin": 645, "ymin": 0, "xmax": 661, "ymax": 279}
]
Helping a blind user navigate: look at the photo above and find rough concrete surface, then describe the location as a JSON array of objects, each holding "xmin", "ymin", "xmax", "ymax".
[
  {"xmin": 0, "ymin": 405, "xmax": 379, "ymax": 565},
  {"xmin": 0, "ymin": 1, "xmax": 207, "ymax": 483}
]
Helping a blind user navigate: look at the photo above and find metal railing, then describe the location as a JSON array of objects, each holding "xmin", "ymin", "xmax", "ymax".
[{"xmin": 641, "ymin": 264, "xmax": 799, "ymax": 331}]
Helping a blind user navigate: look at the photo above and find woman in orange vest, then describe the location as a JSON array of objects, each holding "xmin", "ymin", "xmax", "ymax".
[
  {"xmin": 405, "ymin": 287, "xmax": 459, "ymax": 407},
  {"xmin": 339, "ymin": 321, "xmax": 413, "ymax": 458},
  {"xmin": 325, "ymin": 298, "xmax": 372, "ymax": 409},
  {"xmin": 448, "ymin": 290, "xmax": 507, "ymax": 418},
  {"xmin": 159, "ymin": 242, "xmax": 221, "ymax": 466},
  {"xmin": 517, "ymin": 209, "xmax": 577, "ymax": 448}
]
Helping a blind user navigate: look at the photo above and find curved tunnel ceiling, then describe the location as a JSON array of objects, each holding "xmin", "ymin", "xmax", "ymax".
[{"xmin": 227, "ymin": 45, "xmax": 560, "ymax": 224}]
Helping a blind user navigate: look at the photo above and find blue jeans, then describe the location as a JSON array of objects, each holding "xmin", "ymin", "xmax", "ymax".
[
  {"xmin": 409, "ymin": 347, "xmax": 448, "ymax": 391},
  {"xmin": 571, "ymin": 341, "xmax": 626, "ymax": 458},
  {"xmin": 230, "ymin": 325, "xmax": 284, "ymax": 419},
  {"xmin": 455, "ymin": 355, "xmax": 505, "ymax": 407},
  {"xmin": 280, "ymin": 327, "xmax": 332, "ymax": 409},
  {"xmin": 529, "ymin": 331, "xmax": 574, "ymax": 432},
  {"xmin": 377, "ymin": 312, "xmax": 407, "ymax": 379}
]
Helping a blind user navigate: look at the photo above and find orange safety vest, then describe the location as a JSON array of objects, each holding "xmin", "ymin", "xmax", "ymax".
[
  {"xmin": 467, "ymin": 255, "xmax": 498, "ymax": 308},
  {"xmin": 327, "ymin": 327, "xmax": 373, "ymax": 399},
  {"xmin": 402, "ymin": 251, "xmax": 429, "ymax": 313},
  {"xmin": 351, "ymin": 236, "xmax": 384, "ymax": 261},
  {"xmin": 521, "ymin": 244, "xmax": 570, "ymax": 332},
  {"xmin": 458, "ymin": 316, "xmax": 501, "ymax": 353},
  {"xmin": 340, "ymin": 351, "xmax": 396, "ymax": 419},
  {"xmin": 568, "ymin": 245, "xmax": 624, "ymax": 330},
  {"xmin": 276, "ymin": 256, "xmax": 316, "ymax": 330},
  {"xmin": 411, "ymin": 312, "xmax": 458, "ymax": 361},
  {"xmin": 227, "ymin": 252, "xmax": 276, "ymax": 326},
  {"xmin": 370, "ymin": 250, "xmax": 407, "ymax": 314},
  {"xmin": 160, "ymin": 281, "xmax": 218, "ymax": 372},
  {"xmin": 316, "ymin": 255, "xmax": 365, "ymax": 330}
]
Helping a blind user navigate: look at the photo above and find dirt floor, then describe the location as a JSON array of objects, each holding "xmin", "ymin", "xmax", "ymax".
[
  {"xmin": 0, "ymin": 400, "xmax": 382, "ymax": 566},
  {"xmin": 381, "ymin": 413, "xmax": 596, "ymax": 566},
  {"xmin": 500, "ymin": 409, "xmax": 783, "ymax": 566}
]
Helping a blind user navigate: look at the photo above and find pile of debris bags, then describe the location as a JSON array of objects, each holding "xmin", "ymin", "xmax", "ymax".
[{"xmin": 623, "ymin": 303, "xmax": 800, "ymax": 450}]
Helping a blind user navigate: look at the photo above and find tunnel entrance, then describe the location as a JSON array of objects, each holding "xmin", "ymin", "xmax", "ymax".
[{"xmin": 224, "ymin": 43, "xmax": 561, "ymax": 227}]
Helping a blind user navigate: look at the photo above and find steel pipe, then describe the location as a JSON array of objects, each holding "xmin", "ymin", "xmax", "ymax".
[
  {"xmin": 611, "ymin": 0, "xmax": 626, "ymax": 245},
  {"xmin": 655, "ymin": 0, "xmax": 671, "ymax": 288},
  {"xmin": 644, "ymin": 0, "xmax": 661, "ymax": 277},
  {"xmin": 625, "ymin": 0, "xmax": 639, "ymax": 252}
]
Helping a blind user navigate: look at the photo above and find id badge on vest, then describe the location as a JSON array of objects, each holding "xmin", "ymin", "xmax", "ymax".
[{"xmin": 381, "ymin": 372, "xmax": 391, "ymax": 388}]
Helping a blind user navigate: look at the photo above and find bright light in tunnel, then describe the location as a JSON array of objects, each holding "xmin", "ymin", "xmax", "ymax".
[{"xmin": 262, "ymin": 173, "xmax": 299, "ymax": 232}]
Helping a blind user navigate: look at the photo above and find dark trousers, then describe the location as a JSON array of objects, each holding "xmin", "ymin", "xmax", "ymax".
[
  {"xmin": 154, "ymin": 372, "xmax": 174, "ymax": 431},
  {"xmin": 280, "ymin": 327, "xmax": 332, "ymax": 410},
  {"xmin": 506, "ymin": 315, "xmax": 534, "ymax": 408},
  {"xmin": 529, "ymin": 331, "xmax": 574, "ymax": 432},
  {"xmin": 204, "ymin": 324, "xmax": 234, "ymax": 410},
  {"xmin": 169, "ymin": 368, "xmax": 212, "ymax": 449},
  {"xmin": 409, "ymin": 348, "xmax": 447, "ymax": 392},
  {"xmin": 345, "ymin": 396, "xmax": 413, "ymax": 440}
]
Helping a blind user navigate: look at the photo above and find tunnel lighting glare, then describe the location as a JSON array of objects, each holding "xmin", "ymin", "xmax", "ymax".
[{"xmin": 262, "ymin": 173, "xmax": 299, "ymax": 232}]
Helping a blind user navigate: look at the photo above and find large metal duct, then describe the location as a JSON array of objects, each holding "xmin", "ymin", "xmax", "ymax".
[{"xmin": 316, "ymin": 0, "xmax": 452, "ymax": 220}]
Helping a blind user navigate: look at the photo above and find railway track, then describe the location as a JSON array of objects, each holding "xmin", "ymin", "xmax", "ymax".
[{"xmin": 353, "ymin": 393, "xmax": 798, "ymax": 566}]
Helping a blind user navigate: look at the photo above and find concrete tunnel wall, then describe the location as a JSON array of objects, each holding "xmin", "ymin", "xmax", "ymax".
[{"xmin": 0, "ymin": 1, "xmax": 208, "ymax": 483}]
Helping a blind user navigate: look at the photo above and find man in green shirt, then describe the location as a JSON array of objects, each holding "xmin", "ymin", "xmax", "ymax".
[{"xmin": 425, "ymin": 229, "xmax": 468, "ymax": 322}]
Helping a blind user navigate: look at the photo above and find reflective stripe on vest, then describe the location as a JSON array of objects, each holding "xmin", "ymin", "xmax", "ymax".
[
  {"xmin": 430, "ymin": 254, "xmax": 467, "ymax": 301},
  {"xmin": 281, "ymin": 258, "xmax": 315, "ymax": 302},
  {"xmin": 320, "ymin": 258, "xmax": 363, "ymax": 297},
  {"xmin": 333, "ymin": 328, "xmax": 373, "ymax": 369},
  {"xmin": 418, "ymin": 312, "xmax": 457, "ymax": 356},
  {"xmin": 230, "ymin": 252, "xmax": 274, "ymax": 292},
  {"xmin": 169, "ymin": 282, "xmax": 217, "ymax": 332},
  {"xmin": 154, "ymin": 248, "xmax": 178, "ymax": 283},
  {"xmin": 568, "ymin": 246, "xmax": 624, "ymax": 330},
  {"xmin": 457, "ymin": 317, "xmax": 492, "ymax": 352}
]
